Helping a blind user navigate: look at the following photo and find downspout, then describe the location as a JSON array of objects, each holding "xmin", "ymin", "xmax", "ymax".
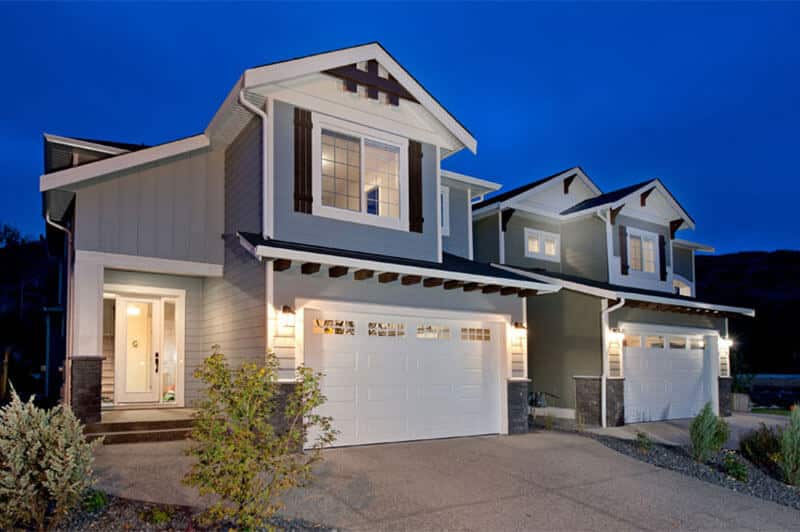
[
  {"xmin": 600, "ymin": 297, "xmax": 625, "ymax": 428},
  {"xmin": 45, "ymin": 213, "xmax": 73, "ymax": 406},
  {"xmin": 238, "ymin": 89, "xmax": 271, "ymax": 238}
]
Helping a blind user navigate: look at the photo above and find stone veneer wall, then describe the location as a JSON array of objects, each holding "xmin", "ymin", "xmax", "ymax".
[
  {"xmin": 606, "ymin": 379, "xmax": 625, "ymax": 427},
  {"xmin": 507, "ymin": 380, "xmax": 529, "ymax": 434},
  {"xmin": 71, "ymin": 357, "xmax": 102, "ymax": 424},
  {"xmin": 574, "ymin": 376, "xmax": 625, "ymax": 427},
  {"xmin": 718, "ymin": 377, "xmax": 733, "ymax": 417}
]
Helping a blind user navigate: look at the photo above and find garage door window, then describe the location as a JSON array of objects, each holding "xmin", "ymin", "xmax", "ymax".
[
  {"xmin": 368, "ymin": 322, "xmax": 405, "ymax": 337},
  {"xmin": 624, "ymin": 335, "xmax": 642, "ymax": 348},
  {"xmin": 689, "ymin": 338, "xmax": 705, "ymax": 350},
  {"xmin": 416, "ymin": 325, "xmax": 451, "ymax": 339},
  {"xmin": 645, "ymin": 335, "xmax": 665, "ymax": 349},
  {"xmin": 669, "ymin": 337, "xmax": 687, "ymax": 349},
  {"xmin": 461, "ymin": 328, "xmax": 491, "ymax": 341},
  {"xmin": 313, "ymin": 319, "xmax": 355, "ymax": 335}
]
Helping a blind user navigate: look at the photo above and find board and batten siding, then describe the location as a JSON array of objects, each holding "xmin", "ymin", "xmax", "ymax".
[
  {"xmin": 271, "ymin": 100, "xmax": 439, "ymax": 261},
  {"xmin": 74, "ymin": 149, "xmax": 224, "ymax": 265},
  {"xmin": 442, "ymin": 185, "xmax": 471, "ymax": 259},
  {"xmin": 225, "ymin": 117, "xmax": 263, "ymax": 235}
]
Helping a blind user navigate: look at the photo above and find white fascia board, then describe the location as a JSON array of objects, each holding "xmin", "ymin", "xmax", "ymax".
[
  {"xmin": 205, "ymin": 75, "xmax": 244, "ymax": 140},
  {"xmin": 607, "ymin": 180, "xmax": 695, "ymax": 230},
  {"xmin": 43, "ymin": 134, "xmax": 128, "ymax": 155},
  {"xmin": 243, "ymin": 43, "xmax": 477, "ymax": 154},
  {"xmin": 40, "ymin": 134, "xmax": 210, "ymax": 191},
  {"xmin": 441, "ymin": 170, "xmax": 502, "ymax": 197},
  {"xmin": 240, "ymin": 238, "xmax": 560, "ymax": 294},
  {"xmin": 673, "ymin": 238, "xmax": 715, "ymax": 253},
  {"xmin": 75, "ymin": 250, "xmax": 223, "ymax": 278},
  {"xmin": 493, "ymin": 264, "xmax": 755, "ymax": 317}
]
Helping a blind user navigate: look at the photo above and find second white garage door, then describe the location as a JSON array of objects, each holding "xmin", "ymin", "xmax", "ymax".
[
  {"xmin": 623, "ymin": 330, "xmax": 710, "ymax": 423},
  {"xmin": 303, "ymin": 305, "xmax": 503, "ymax": 447}
]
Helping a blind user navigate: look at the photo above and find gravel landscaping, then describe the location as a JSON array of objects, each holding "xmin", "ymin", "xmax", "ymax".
[
  {"xmin": 57, "ymin": 492, "xmax": 333, "ymax": 532},
  {"xmin": 586, "ymin": 432, "xmax": 800, "ymax": 511}
]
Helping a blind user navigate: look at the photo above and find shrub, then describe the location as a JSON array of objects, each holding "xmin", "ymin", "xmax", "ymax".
[
  {"xmin": 740, "ymin": 423, "xmax": 783, "ymax": 478},
  {"xmin": 779, "ymin": 404, "xmax": 800, "ymax": 485},
  {"xmin": 140, "ymin": 506, "xmax": 173, "ymax": 525},
  {"xmin": 542, "ymin": 414, "xmax": 555, "ymax": 430},
  {"xmin": 82, "ymin": 489, "xmax": 109, "ymax": 513},
  {"xmin": 635, "ymin": 431, "xmax": 653, "ymax": 453},
  {"xmin": 0, "ymin": 388, "xmax": 100, "ymax": 531},
  {"xmin": 689, "ymin": 402, "xmax": 730, "ymax": 463},
  {"xmin": 184, "ymin": 350, "xmax": 337, "ymax": 529},
  {"xmin": 722, "ymin": 452, "xmax": 748, "ymax": 482}
]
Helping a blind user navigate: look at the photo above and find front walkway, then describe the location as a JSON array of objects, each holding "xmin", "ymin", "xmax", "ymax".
[
  {"xmin": 591, "ymin": 412, "xmax": 790, "ymax": 448},
  {"xmin": 94, "ymin": 431, "xmax": 799, "ymax": 530}
]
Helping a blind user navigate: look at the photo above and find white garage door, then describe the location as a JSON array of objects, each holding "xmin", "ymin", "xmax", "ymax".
[
  {"xmin": 623, "ymin": 330, "xmax": 709, "ymax": 423},
  {"xmin": 304, "ymin": 306, "xmax": 502, "ymax": 447}
]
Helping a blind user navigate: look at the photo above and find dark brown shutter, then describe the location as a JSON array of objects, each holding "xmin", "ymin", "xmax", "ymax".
[
  {"xmin": 619, "ymin": 225, "xmax": 629, "ymax": 275},
  {"xmin": 408, "ymin": 140, "xmax": 424, "ymax": 233},
  {"xmin": 658, "ymin": 234, "xmax": 667, "ymax": 281},
  {"xmin": 293, "ymin": 107, "xmax": 313, "ymax": 214}
]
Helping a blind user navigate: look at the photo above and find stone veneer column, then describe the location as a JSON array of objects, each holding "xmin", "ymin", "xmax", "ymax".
[
  {"xmin": 507, "ymin": 380, "xmax": 529, "ymax": 434},
  {"xmin": 718, "ymin": 377, "xmax": 733, "ymax": 417},
  {"xmin": 575, "ymin": 376, "xmax": 625, "ymax": 427},
  {"xmin": 606, "ymin": 379, "xmax": 625, "ymax": 427},
  {"xmin": 70, "ymin": 356, "xmax": 102, "ymax": 424}
]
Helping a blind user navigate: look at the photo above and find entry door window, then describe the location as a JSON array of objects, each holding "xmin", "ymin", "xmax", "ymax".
[{"xmin": 123, "ymin": 300, "xmax": 155, "ymax": 396}]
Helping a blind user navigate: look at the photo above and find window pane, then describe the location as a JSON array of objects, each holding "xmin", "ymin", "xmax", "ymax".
[
  {"xmin": 643, "ymin": 240, "xmax": 656, "ymax": 273},
  {"xmin": 645, "ymin": 335, "xmax": 665, "ymax": 349},
  {"xmin": 689, "ymin": 338, "xmax": 705, "ymax": 350},
  {"xmin": 527, "ymin": 236, "xmax": 540, "ymax": 254},
  {"xmin": 624, "ymin": 335, "xmax": 642, "ymax": 348},
  {"xmin": 321, "ymin": 130, "xmax": 360, "ymax": 212},
  {"xmin": 669, "ymin": 336, "xmax": 687, "ymax": 349},
  {"xmin": 629, "ymin": 236, "xmax": 643, "ymax": 271},
  {"xmin": 363, "ymin": 139, "xmax": 400, "ymax": 218},
  {"xmin": 544, "ymin": 238, "xmax": 556, "ymax": 256}
]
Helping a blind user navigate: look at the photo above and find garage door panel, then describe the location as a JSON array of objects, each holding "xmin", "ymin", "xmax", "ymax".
[
  {"xmin": 318, "ymin": 351, "xmax": 357, "ymax": 369},
  {"xmin": 366, "ymin": 385, "xmax": 408, "ymax": 402},
  {"xmin": 323, "ymin": 385, "xmax": 357, "ymax": 403}
]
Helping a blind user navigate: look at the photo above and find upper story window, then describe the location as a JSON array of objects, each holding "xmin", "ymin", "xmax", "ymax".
[
  {"xmin": 440, "ymin": 186, "xmax": 450, "ymax": 236},
  {"xmin": 627, "ymin": 229, "xmax": 657, "ymax": 274},
  {"xmin": 312, "ymin": 113, "xmax": 409, "ymax": 230},
  {"xmin": 524, "ymin": 228, "xmax": 560, "ymax": 262}
]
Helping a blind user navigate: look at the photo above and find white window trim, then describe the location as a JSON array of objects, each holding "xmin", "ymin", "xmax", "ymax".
[
  {"xmin": 626, "ymin": 227, "xmax": 659, "ymax": 277},
  {"xmin": 523, "ymin": 227, "xmax": 561, "ymax": 263},
  {"xmin": 440, "ymin": 185, "xmax": 450, "ymax": 237},
  {"xmin": 311, "ymin": 112, "xmax": 409, "ymax": 231},
  {"xmin": 672, "ymin": 275, "xmax": 694, "ymax": 297}
]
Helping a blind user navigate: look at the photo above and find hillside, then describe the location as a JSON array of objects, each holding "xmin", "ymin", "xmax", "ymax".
[{"xmin": 696, "ymin": 250, "xmax": 800, "ymax": 374}]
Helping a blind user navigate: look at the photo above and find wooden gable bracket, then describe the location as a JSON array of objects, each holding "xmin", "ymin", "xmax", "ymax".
[
  {"xmin": 353, "ymin": 269, "xmax": 374, "ymax": 281},
  {"xmin": 401, "ymin": 274, "xmax": 421, "ymax": 286},
  {"xmin": 378, "ymin": 272, "xmax": 399, "ymax": 283},
  {"xmin": 500, "ymin": 286, "xmax": 519, "ymax": 296},
  {"xmin": 423, "ymin": 277, "xmax": 443, "ymax": 287},
  {"xmin": 462, "ymin": 282, "xmax": 480, "ymax": 292},
  {"xmin": 323, "ymin": 61, "xmax": 418, "ymax": 106},
  {"xmin": 481, "ymin": 284, "xmax": 501, "ymax": 294},
  {"xmin": 563, "ymin": 174, "xmax": 576, "ymax": 194},
  {"xmin": 609, "ymin": 204, "xmax": 625, "ymax": 225},
  {"xmin": 301, "ymin": 262, "xmax": 321, "ymax": 275},
  {"xmin": 329, "ymin": 266, "xmax": 349, "ymax": 278},
  {"xmin": 640, "ymin": 187, "xmax": 655, "ymax": 207},
  {"xmin": 669, "ymin": 219, "xmax": 683, "ymax": 239},
  {"xmin": 273, "ymin": 259, "xmax": 291, "ymax": 272},
  {"xmin": 501, "ymin": 208, "xmax": 516, "ymax": 232},
  {"xmin": 518, "ymin": 289, "xmax": 537, "ymax": 298},
  {"xmin": 443, "ymin": 280, "xmax": 464, "ymax": 290}
]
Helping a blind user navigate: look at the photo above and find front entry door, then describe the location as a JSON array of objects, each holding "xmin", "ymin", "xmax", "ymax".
[{"xmin": 115, "ymin": 296, "xmax": 161, "ymax": 403}]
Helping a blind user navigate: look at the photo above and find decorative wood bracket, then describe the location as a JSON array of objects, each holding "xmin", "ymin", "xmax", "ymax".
[
  {"xmin": 640, "ymin": 187, "xmax": 655, "ymax": 207},
  {"xmin": 481, "ymin": 285, "xmax": 501, "ymax": 294},
  {"xmin": 301, "ymin": 262, "xmax": 321, "ymax": 275},
  {"xmin": 563, "ymin": 174, "xmax": 576, "ymax": 194},
  {"xmin": 500, "ymin": 286, "xmax": 519, "ymax": 296},
  {"xmin": 329, "ymin": 266, "xmax": 348, "ymax": 278},
  {"xmin": 353, "ymin": 269, "xmax": 374, "ymax": 281},
  {"xmin": 401, "ymin": 275, "xmax": 421, "ymax": 286},
  {"xmin": 423, "ymin": 277, "xmax": 443, "ymax": 287},
  {"xmin": 443, "ymin": 280, "xmax": 464, "ymax": 290},
  {"xmin": 378, "ymin": 272, "xmax": 399, "ymax": 283},
  {"xmin": 669, "ymin": 219, "xmax": 683, "ymax": 239},
  {"xmin": 501, "ymin": 208, "xmax": 516, "ymax": 232},
  {"xmin": 273, "ymin": 259, "xmax": 291, "ymax": 272},
  {"xmin": 324, "ymin": 61, "xmax": 418, "ymax": 106},
  {"xmin": 609, "ymin": 204, "xmax": 624, "ymax": 225}
]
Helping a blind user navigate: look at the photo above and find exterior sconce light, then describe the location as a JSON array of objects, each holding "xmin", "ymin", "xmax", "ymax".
[
  {"xmin": 719, "ymin": 337, "xmax": 734, "ymax": 350},
  {"xmin": 279, "ymin": 305, "xmax": 295, "ymax": 328},
  {"xmin": 512, "ymin": 322, "xmax": 527, "ymax": 339},
  {"xmin": 608, "ymin": 328, "xmax": 625, "ymax": 344}
]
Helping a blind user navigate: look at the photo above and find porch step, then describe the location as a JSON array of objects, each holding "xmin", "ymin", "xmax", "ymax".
[
  {"xmin": 84, "ymin": 418, "xmax": 195, "ymax": 435},
  {"xmin": 87, "ymin": 427, "xmax": 192, "ymax": 445}
]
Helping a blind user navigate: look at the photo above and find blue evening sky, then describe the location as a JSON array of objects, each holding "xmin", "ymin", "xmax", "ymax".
[{"xmin": 1, "ymin": 2, "xmax": 797, "ymax": 253}]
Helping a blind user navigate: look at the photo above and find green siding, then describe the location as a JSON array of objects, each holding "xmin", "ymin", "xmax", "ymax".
[
  {"xmin": 503, "ymin": 211, "xmax": 562, "ymax": 272},
  {"xmin": 561, "ymin": 216, "xmax": 608, "ymax": 282},
  {"xmin": 473, "ymin": 215, "xmax": 500, "ymax": 264}
]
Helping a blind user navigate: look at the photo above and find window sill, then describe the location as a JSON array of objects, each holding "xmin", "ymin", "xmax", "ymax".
[{"xmin": 312, "ymin": 204, "xmax": 409, "ymax": 232}]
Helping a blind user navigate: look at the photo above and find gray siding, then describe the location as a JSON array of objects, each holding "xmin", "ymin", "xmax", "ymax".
[
  {"xmin": 442, "ymin": 186, "xmax": 470, "ymax": 258},
  {"xmin": 272, "ymin": 100, "xmax": 439, "ymax": 261},
  {"xmin": 609, "ymin": 307, "xmax": 725, "ymax": 333},
  {"xmin": 612, "ymin": 215, "xmax": 671, "ymax": 269},
  {"xmin": 673, "ymin": 246, "xmax": 694, "ymax": 281},
  {"xmin": 527, "ymin": 290, "xmax": 603, "ymax": 410},
  {"xmin": 503, "ymin": 211, "xmax": 562, "ymax": 272},
  {"xmin": 74, "ymin": 149, "xmax": 224, "ymax": 265},
  {"xmin": 102, "ymin": 270, "xmax": 208, "ymax": 405},
  {"xmin": 473, "ymin": 215, "xmax": 500, "ymax": 264},
  {"xmin": 226, "ymin": 118, "xmax": 263, "ymax": 235},
  {"xmin": 561, "ymin": 216, "xmax": 608, "ymax": 282}
]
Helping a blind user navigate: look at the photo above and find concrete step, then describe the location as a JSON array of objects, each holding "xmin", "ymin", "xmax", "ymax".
[
  {"xmin": 88, "ymin": 427, "xmax": 192, "ymax": 445},
  {"xmin": 84, "ymin": 418, "xmax": 195, "ymax": 435}
]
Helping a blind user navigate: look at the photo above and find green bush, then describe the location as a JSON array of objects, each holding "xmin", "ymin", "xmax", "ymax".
[
  {"xmin": 82, "ymin": 489, "xmax": 109, "ymax": 513},
  {"xmin": 740, "ymin": 422, "xmax": 783, "ymax": 477},
  {"xmin": 184, "ymin": 349, "xmax": 337, "ymax": 529},
  {"xmin": 689, "ymin": 402, "xmax": 730, "ymax": 463},
  {"xmin": 635, "ymin": 431, "xmax": 653, "ymax": 453},
  {"xmin": 722, "ymin": 452, "xmax": 748, "ymax": 482},
  {"xmin": 779, "ymin": 405, "xmax": 800, "ymax": 485},
  {"xmin": 542, "ymin": 414, "xmax": 555, "ymax": 430},
  {"xmin": 0, "ymin": 388, "xmax": 100, "ymax": 531},
  {"xmin": 140, "ymin": 506, "xmax": 173, "ymax": 525}
]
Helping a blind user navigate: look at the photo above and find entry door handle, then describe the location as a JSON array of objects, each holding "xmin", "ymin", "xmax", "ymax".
[{"xmin": 155, "ymin": 352, "xmax": 159, "ymax": 373}]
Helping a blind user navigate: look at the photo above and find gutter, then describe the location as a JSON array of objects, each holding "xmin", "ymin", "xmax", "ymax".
[
  {"xmin": 45, "ymin": 213, "xmax": 73, "ymax": 406},
  {"xmin": 600, "ymin": 297, "xmax": 625, "ymax": 428},
  {"xmin": 237, "ymin": 89, "xmax": 271, "ymax": 238}
]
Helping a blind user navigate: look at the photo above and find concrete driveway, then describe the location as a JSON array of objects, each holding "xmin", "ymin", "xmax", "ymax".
[
  {"xmin": 95, "ymin": 431, "xmax": 799, "ymax": 531},
  {"xmin": 595, "ymin": 412, "xmax": 790, "ymax": 449}
]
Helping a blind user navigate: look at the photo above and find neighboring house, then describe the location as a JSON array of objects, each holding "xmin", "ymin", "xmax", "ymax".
[
  {"xmin": 40, "ymin": 43, "xmax": 564, "ymax": 445},
  {"xmin": 472, "ymin": 167, "xmax": 754, "ymax": 426}
]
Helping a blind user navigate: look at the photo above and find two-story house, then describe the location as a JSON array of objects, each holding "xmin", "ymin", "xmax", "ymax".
[
  {"xmin": 40, "ymin": 43, "xmax": 565, "ymax": 445},
  {"xmin": 472, "ymin": 167, "xmax": 754, "ymax": 427}
]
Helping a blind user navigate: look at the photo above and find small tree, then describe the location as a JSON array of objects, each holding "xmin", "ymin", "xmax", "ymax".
[
  {"xmin": 184, "ymin": 350, "xmax": 337, "ymax": 529},
  {"xmin": 0, "ymin": 388, "xmax": 99, "ymax": 531},
  {"xmin": 779, "ymin": 405, "xmax": 800, "ymax": 485},
  {"xmin": 689, "ymin": 402, "xmax": 730, "ymax": 463}
]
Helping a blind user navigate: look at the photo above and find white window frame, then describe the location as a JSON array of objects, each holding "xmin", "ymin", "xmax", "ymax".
[
  {"xmin": 311, "ymin": 112, "xmax": 409, "ymax": 231},
  {"xmin": 440, "ymin": 185, "xmax": 450, "ymax": 237},
  {"xmin": 673, "ymin": 275, "xmax": 693, "ymax": 297},
  {"xmin": 626, "ymin": 227, "xmax": 659, "ymax": 277},
  {"xmin": 523, "ymin": 227, "xmax": 560, "ymax": 263}
]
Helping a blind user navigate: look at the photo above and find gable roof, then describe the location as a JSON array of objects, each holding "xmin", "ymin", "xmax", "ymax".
[
  {"xmin": 71, "ymin": 137, "xmax": 150, "ymax": 152},
  {"xmin": 472, "ymin": 166, "xmax": 599, "ymax": 211}
]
